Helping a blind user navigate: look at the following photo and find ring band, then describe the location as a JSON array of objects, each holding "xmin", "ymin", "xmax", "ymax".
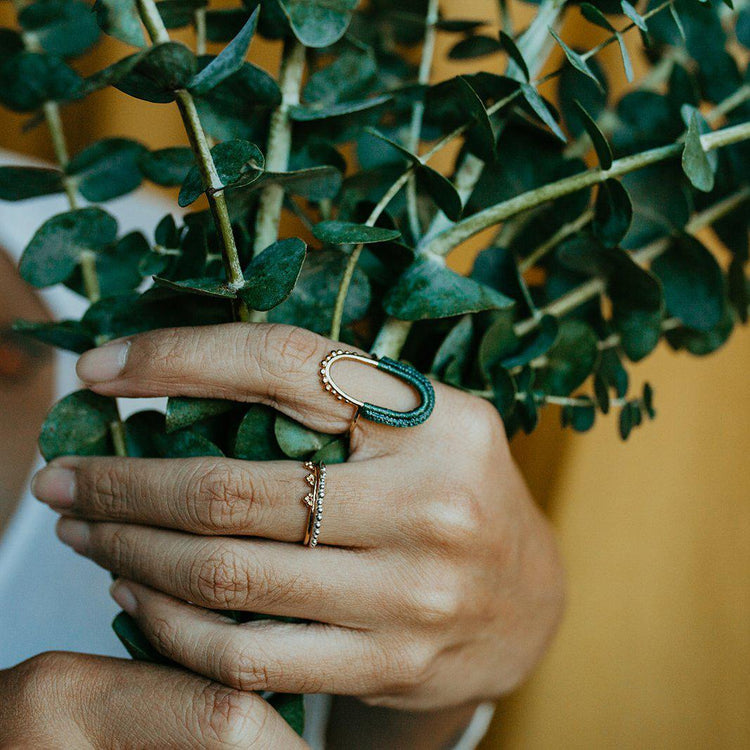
[
  {"xmin": 320, "ymin": 350, "xmax": 435, "ymax": 428},
  {"xmin": 302, "ymin": 461, "xmax": 325, "ymax": 548}
]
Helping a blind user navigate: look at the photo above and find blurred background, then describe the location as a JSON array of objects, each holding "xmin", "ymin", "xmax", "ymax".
[{"xmin": 0, "ymin": 1, "xmax": 747, "ymax": 748}]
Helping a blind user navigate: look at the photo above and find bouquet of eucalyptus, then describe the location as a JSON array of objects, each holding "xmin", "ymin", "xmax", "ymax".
[{"xmin": 1, "ymin": 0, "xmax": 748, "ymax": 733}]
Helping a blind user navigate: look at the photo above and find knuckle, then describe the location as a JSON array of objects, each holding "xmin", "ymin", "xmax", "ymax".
[
  {"xmin": 147, "ymin": 616, "xmax": 180, "ymax": 660},
  {"xmin": 190, "ymin": 462, "xmax": 253, "ymax": 533},
  {"xmin": 380, "ymin": 641, "xmax": 434, "ymax": 694},
  {"xmin": 191, "ymin": 544, "xmax": 247, "ymax": 607},
  {"xmin": 470, "ymin": 398, "xmax": 509, "ymax": 455},
  {"xmin": 78, "ymin": 461, "xmax": 126, "ymax": 518},
  {"xmin": 411, "ymin": 574, "xmax": 465, "ymax": 627},
  {"xmin": 192, "ymin": 682, "xmax": 266, "ymax": 748},
  {"xmin": 421, "ymin": 487, "xmax": 485, "ymax": 551},
  {"xmin": 260, "ymin": 325, "xmax": 321, "ymax": 404},
  {"xmin": 222, "ymin": 644, "xmax": 271, "ymax": 693},
  {"xmin": 95, "ymin": 523, "xmax": 135, "ymax": 572}
]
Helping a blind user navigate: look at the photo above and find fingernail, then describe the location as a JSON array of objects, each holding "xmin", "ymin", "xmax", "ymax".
[
  {"xmin": 31, "ymin": 466, "xmax": 76, "ymax": 509},
  {"xmin": 56, "ymin": 518, "xmax": 90, "ymax": 553},
  {"xmin": 110, "ymin": 580, "xmax": 138, "ymax": 615},
  {"xmin": 77, "ymin": 341, "xmax": 130, "ymax": 384}
]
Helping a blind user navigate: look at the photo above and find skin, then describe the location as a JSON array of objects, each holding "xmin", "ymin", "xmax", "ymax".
[{"xmin": 29, "ymin": 322, "xmax": 566, "ymax": 745}]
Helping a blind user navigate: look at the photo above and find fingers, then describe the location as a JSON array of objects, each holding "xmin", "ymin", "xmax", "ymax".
[
  {"xmin": 111, "ymin": 580, "xmax": 427, "ymax": 699},
  {"xmin": 76, "ymin": 323, "xmax": 420, "ymax": 434},
  {"xmin": 9, "ymin": 652, "xmax": 307, "ymax": 749},
  {"xmin": 56, "ymin": 517, "xmax": 383, "ymax": 627},
  {"xmin": 34, "ymin": 455, "xmax": 398, "ymax": 548}
]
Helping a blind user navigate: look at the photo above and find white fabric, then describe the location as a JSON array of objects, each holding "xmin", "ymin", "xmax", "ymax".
[{"xmin": 0, "ymin": 148, "xmax": 490, "ymax": 748}]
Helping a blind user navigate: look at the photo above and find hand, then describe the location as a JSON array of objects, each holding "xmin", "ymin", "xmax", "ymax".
[
  {"xmin": 0, "ymin": 651, "xmax": 306, "ymax": 748},
  {"xmin": 33, "ymin": 322, "xmax": 565, "ymax": 710}
]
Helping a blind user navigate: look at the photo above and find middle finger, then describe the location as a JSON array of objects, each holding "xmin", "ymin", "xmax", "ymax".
[
  {"xmin": 55, "ymin": 518, "xmax": 386, "ymax": 627},
  {"xmin": 34, "ymin": 455, "xmax": 402, "ymax": 549}
]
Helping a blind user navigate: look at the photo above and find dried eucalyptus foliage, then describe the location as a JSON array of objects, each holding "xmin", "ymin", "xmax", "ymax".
[{"xmin": 2, "ymin": 0, "xmax": 750, "ymax": 731}]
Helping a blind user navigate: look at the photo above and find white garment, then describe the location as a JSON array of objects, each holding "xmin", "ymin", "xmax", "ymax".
[{"xmin": 0, "ymin": 149, "xmax": 491, "ymax": 747}]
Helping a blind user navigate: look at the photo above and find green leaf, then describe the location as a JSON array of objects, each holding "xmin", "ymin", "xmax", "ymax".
[
  {"xmin": 243, "ymin": 166, "xmax": 342, "ymax": 202},
  {"xmin": 93, "ymin": 0, "xmax": 147, "ymax": 46},
  {"xmin": 20, "ymin": 0, "xmax": 100, "ymax": 58},
  {"xmin": 521, "ymin": 84, "xmax": 567, "ymax": 142},
  {"xmin": 289, "ymin": 93, "xmax": 392, "ymax": 121},
  {"xmin": 313, "ymin": 221, "xmax": 401, "ymax": 245},
  {"xmin": 233, "ymin": 405, "xmax": 285, "ymax": 461},
  {"xmin": 19, "ymin": 207, "xmax": 118, "ymax": 288},
  {"xmin": 593, "ymin": 179, "xmax": 632, "ymax": 246},
  {"xmin": 39, "ymin": 390, "xmax": 118, "ymax": 460},
  {"xmin": 621, "ymin": 0, "xmax": 647, "ymax": 31},
  {"xmin": 536, "ymin": 319, "xmax": 599, "ymax": 396},
  {"xmin": 449, "ymin": 35, "xmax": 503, "ymax": 59},
  {"xmin": 498, "ymin": 30, "xmax": 529, "ymax": 81},
  {"xmin": 239, "ymin": 237, "xmax": 307, "ymax": 311},
  {"xmin": 363, "ymin": 128, "xmax": 463, "ymax": 219},
  {"xmin": 115, "ymin": 42, "xmax": 197, "ymax": 103},
  {"xmin": 313, "ymin": 438, "xmax": 348, "ymax": 464},
  {"xmin": 153, "ymin": 276, "xmax": 238, "ymax": 299},
  {"xmin": 138, "ymin": 147, "xmax": 195, "ymax": 186},
  {"xmin": 0, "ymin": 30, "xmax": 24, "ymax": 67},
  {"xmin": 651, "ymin": 235, "xmax": 725, "ymax": 332},
  {"xmin": 179, "ymin": 139, "xmax": 264, "ymax": 206},
  {"xmin": 549, "ymin": 29, "xmax": 603, "ymax": 91},
  {"xmin": 431, "ymin": 315, "xmax": 474, "ymax": 386},
  {"xmin": 0, "ymin": 52, "xmax": 82, "ymax": 112},
  {"xmin": 455, "ymin": 76, "xmax": 496, "ymax": 162},
  {"xmin": 66, "ymin": 231, "xmax": 149, "ymax": 298},
  {"xmin": 13, "ymin": 318, "xmax": 95, "ymax": 354},
  {"xmin": 615, "ymin": 33, "xmax": 634, "ymax": 83},
  {"xmin": 269, "ymin": 250, "xmax": 369, "ymax": 335},
  {"xmin": 573, "ymin": 99, "xmax": 612, "ymax": 169},
  {"xmin": 67, "ymin": 138, "xmax": 147, "ymax": 202},
  {"xmin": 561, "ymin": 397, "xmax": 596, "ymax": 432},
  {"xmin": 681, "ymin": 109, "xmax": 715, "ymax": 192},
  {"xmin": 580, "ymin": 4, "xmax": 615, "ymax": 32},
  {"xmin": 112, "ymin": 612, "xmax": 168, "ymax": 663},
  {"xmin": 502, "ymin": 315, "xmax": 560, "ymax": 369},
  {"xmin": 303, "ymin": 47, "xmax": 377, "ymax": 106},
  {"xmin": 0, "ymin": 166, "xmax": 64, "ymax": 201},
  {"xmin": 189, "ymin": 8, "xmax": 259, "ymax": 95},
  {"xmin": 268, "ymin": 693, "xmax": 305, "ymax": 736},
  {"xmin": 274, "ymin": 414, "xmax": 335, "ymax": 458},
  {"xmin": 278, "ymin": 0, "xmax": 358, "ymax": 47},
  {"xmin": 124, "ymin": 410, "xmax": 223, "ymax": 458},
  {"xmin": 384, "ymin": 257, "xmax": 515, "ymax": 321},
  {"xmin": 165, "ymin": 397, "xmax": 237, "ymax": 433}
]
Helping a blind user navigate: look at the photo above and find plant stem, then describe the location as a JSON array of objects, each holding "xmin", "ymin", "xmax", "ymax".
[
  {"xmin": 329, "ymin": 170, "xmax": 412, "ymax": 341},
  {"xmin": 424, "ymin": 120, "xmax": 750, "ymax": 258},
  {"xmin": 519, "ymin": 208, "xmax": 594, "ymax": 272},
  {"xmin": 194, "ymin": 6, "xmax": 207, "ymax": 56},
  {"xmin": 249, "ymin": 38, "xmax": 306, "ymax": 323},
  {"xmin": 405, "ymin": 0, "xmax": 440, "ymax": 241},
  {"xmin": 136, "ymin": 0, "xmax": 249, "ymax": 320}
]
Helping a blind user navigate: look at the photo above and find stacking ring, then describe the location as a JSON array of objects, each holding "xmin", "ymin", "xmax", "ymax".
[
  {"xmin": 302, "ymin": 460, "xmax": 325, "ymax": 548},
  {"xmin": 319, "ymin": 350, "xmax": 435, "ymax": 428}
]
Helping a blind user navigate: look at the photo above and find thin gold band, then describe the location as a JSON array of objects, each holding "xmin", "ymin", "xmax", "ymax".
[{"xmin": 302, "ymin": 461, "xmax": 325, "ymax": 548}]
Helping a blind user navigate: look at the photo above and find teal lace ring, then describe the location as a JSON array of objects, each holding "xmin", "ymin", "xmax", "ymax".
[{"xmin": 320, "ymin": 350, "xmax": 435, "ymax": 428}]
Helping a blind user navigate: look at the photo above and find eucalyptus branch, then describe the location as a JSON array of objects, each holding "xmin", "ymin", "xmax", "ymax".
[
  {"xmin": 424, "ymin": 120, "xmax": 750, "ymax": 258},
  {"xmin": 519, "ymin": 208, "xmax": 594, "ymax": 272},
  {"xmin": 405, "ymin": 0, "xmax": 440, "ymax": 241},
  {"xmin": 135, "ymin": 0, "xmax": 249, "ymax": 320},
  {"xmin": 514, "ymin": 185, "xmax": 750, "ymax": 337},
  {"xmin": 194, "ymin": 7, "xmax": 207, "ymax": 56}
]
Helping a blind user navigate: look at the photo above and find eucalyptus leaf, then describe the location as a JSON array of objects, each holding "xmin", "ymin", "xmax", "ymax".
[
  {"xmin": 681, "ymin": 109, "xmax": 715, "ymax": 192},
  {"xmin": 165, "ymin": 397, "xmax": 237, "ymax": 433},
  {"xmin": 93, "ymin": 0, "xmax": 147, "ymax": 47},
  {"xmin": 0, "ymin": 52, "xmax": 82, "ymax": 112},
  {"xmin": 535, "ymin": 319, "xmax": 599, "ymax": 396},
  {"xmin": 13, "ymin": 319, "xmax": 95, "ymax": 355},
  {"xmin": 313, "ymin": 221, "xmax": 401, "ymax": 245},
  {"xmin": 0, "ymin": 166, "xmax": 64, "ymax": 201},
  {"xmin": 278, "ymin": 0, "xmax": 358, "ymax": 48},
  {"xmin": 384, "ymin": 257, "xmax": 515, "ymax": 321},
  {"xmin": 274, "ymin": 414, "xmax": 335, "ymax": 458},
  {"xmin": 189, "ymin": 8, "xmax": 259, "ymax": 95},
  {"xmin": 20, "ymin": 0, "xmax": 100, "ymax": 58},
  {"xmin": 549, "ymin": 29, "xmax": 603, "ymax": 91},
  {"xmin": 67, "ymin": 138, "xmax": 147, "ymax": 202},
  {"xmin": 115, "ymin": 42, "xmax": 197, "ymax": 103},
  {"xmin": 138, "ymin": 147, "xmax": 195, "ymax": 187},
  {"xmin": 19, "ymin": 208, "xmax": 118, "ymax": 288},
  {"xmin": 521, "ymin": 84, "xmax": 567, "ymax": 142},
  {"xmin": 39, "ymin": 390, "xmax": 118, "ymax": 460},
  {"xmin": 498, "ymin": 30, "xmax": 529, "ymax": 82},
  {"xmin": 573, "ymin": 99, "xmax": 612, "ymax": 169},
  {"xmin": 239, "ymin": 237, "xmax": 307, "ymax": 311},
  {"xmin": 593, "ymin": 179, "xmax": 632, "ymax": 247},
  {"xmin": 233, "ymin": 405, "xmax": 285, "ymax": 461}
]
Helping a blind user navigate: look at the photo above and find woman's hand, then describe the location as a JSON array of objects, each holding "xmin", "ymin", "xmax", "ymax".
[
  {"xmin": 32, "ymin": 323, "xmax": 564, "ymax": 711},
  {"xmin": 0, "ymin": 651, "xmax": 306, "ymax": 748}
]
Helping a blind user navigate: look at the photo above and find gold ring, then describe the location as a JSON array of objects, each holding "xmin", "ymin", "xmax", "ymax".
[{"xmin": 302, "ymin": 461, "xmax": 325, "ymax": 548}]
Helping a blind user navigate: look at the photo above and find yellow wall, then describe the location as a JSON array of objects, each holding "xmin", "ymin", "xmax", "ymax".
[{"xmin": 1, "ymin": 2, "xmax": 748, "ymax": 747}]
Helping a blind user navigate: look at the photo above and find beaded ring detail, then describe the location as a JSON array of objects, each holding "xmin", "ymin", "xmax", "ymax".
[
  {"xmin": 319, "ymin": 350, "xmax": 435, "ymax": 428},
  {"xmin": 302, "ymin": 460, "xmax": 325, "ymax": 548}
]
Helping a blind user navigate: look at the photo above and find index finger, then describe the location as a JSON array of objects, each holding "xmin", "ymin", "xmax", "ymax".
[{"xmin": 76, "ymin": 323, "xmax": 421, "ymax": 434}]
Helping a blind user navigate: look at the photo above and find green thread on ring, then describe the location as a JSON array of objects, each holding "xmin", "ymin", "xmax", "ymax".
[{"xmin": 319, "ymin": 350, "xmax": 435, "ymax": 427}]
